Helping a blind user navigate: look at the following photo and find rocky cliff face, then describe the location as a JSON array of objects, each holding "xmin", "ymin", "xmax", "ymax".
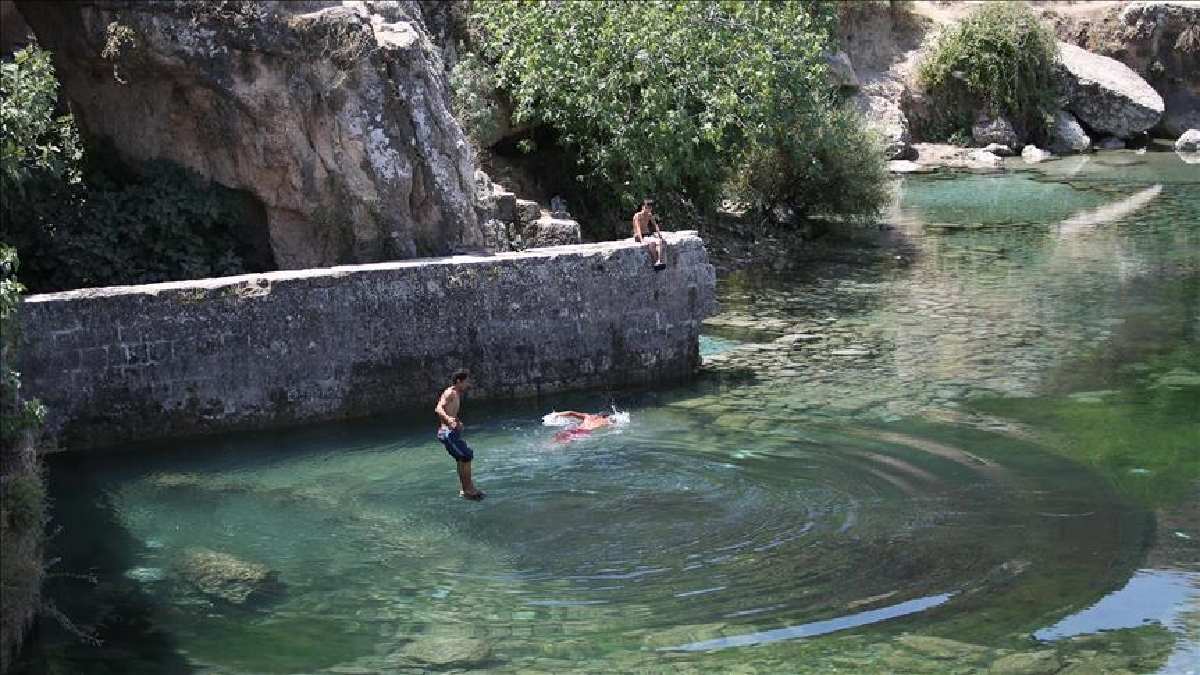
[
  {"xmin": 836, "ymin": 1, "xmax": 1191, "ymax": 164},
  {"xmin": 836, "ymin": 2, "xmax": 931, "ymax": 160},
  {"xmin": 16, "ymin": 0, "xmax": 485, "ymax": 269},
  {"xmin": 1044, "ymin": 1, "xmax": 1200, "ymax": 137}
]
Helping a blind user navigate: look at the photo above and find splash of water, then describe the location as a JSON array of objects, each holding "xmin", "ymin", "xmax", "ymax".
[
  {"xmin": 542, "ymin": 408, "xmax": 631, "ymax": 426},
  {"xmin": 542, "ymin": 411, "xmax": 573, "ymax": 427}
]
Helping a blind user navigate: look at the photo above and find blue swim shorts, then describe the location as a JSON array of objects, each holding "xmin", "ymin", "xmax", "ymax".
[{"xmin": 437, "ymin": 427, "xmax": 474, "ymax": 462}]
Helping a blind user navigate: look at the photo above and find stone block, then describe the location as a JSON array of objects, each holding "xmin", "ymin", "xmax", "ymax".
[
  {"xmin": 522, "ymin": 217, "xmax": 582, "ymax": 248},
  {"xmin": 516, "ymin": 199, "xmax": 541, "ymax": 223},
  {"xmin": 491, "ymin": 191, "xmax": 517, "ymax": 222}
]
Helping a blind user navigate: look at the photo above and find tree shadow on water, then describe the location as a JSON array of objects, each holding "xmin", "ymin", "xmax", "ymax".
[{"xmin": 12, "ymin": 466, "xmax": 195, "ymax": 675}]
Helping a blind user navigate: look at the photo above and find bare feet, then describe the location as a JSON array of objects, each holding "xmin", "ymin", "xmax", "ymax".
[{"xmin": 460, "ymin": 490, "xmax": 486, "ymax": 501}]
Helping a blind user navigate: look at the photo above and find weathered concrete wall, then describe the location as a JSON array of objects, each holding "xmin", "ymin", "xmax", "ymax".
[{"xmin": 18, "ymin": 232, "xmax": 715, "ymax": 450}]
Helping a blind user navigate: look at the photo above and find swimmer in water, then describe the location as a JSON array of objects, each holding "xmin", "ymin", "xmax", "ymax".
[{"xmin": 552, "ymin": 411, "xmax": 614, "ymax": 443}]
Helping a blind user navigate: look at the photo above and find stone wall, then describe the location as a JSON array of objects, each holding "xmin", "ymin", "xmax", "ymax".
[{"xmin": 18, "ymin": 232, "xmax": 715, "ymax": 450}]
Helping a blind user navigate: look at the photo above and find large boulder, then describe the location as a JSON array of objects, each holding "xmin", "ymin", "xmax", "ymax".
[
  {"xmin": 967, "ymin": 149, "xmax": 1004, "ymax": 169},
  {"xmin": 1046, "ymin": 2, "xmax": 1198, "ymax": 139},
  {"xmin": 1056, "ymin": 41, "xmax": 1164, "ymax": 138},
  {"xmin": 1048, "ymin": 111, "xmax": 1092, "ymax": 154},
  {"xmin": 16, "ymin": 0, "xmax": 486, "ymax": 269},
  {"xmin": 1177, "ymin": 129, "xmax": 1200, "ymax": 153}
]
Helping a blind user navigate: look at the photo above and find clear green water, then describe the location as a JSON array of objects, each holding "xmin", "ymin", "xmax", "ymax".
[{"xmin": 22, "ymin": 151, "xmax": 1199, "ymax": 674}]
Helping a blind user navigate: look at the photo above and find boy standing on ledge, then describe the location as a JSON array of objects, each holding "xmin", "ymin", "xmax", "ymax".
[
  {"xmin": 435, "ymin": 369, "xmax": 485, "ymax": 500},
  {"xmin": 633, "ymin": 198, "xmax": 667, "ymax": 270}
]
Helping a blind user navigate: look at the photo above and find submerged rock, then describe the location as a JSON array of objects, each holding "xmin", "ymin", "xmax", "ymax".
[
  {"xmin": 1056, "ymin": 42, "xmax": 1164, "ymax": 138},
  {"xmin": 1175, "ymin": 129, "xmax": 1200, "ymax": 153},
  {"xmin": 399, "ymin": 636, "xmax": 491, "ymax": 667},
  {"xmin": 1156, "ymin": 368, "xmax": 1200, "ymax": 388},
  {"xmin": 643, "ymin": 622, "xmax": 729, "ymax": 649},
  {"xmin": 988, "ymin": 650, "xmax": 1063, "ymax": 674},
  {"xmin": 1048, "ymin": 111, "xmax": 1092, "ymax": 154},
  {"xmin": 896, "ymin": 634, "xmax": 989, "ymax": 660},
  {"xmin": 174, "ymin": 548, "xmax": 282, "ymax": 605}
]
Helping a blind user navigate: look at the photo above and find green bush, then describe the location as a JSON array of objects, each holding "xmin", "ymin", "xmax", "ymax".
[
  {"xmin": 0, "ymin": 47, "xmax": 82, "ymax": 200},
  {"xmin": 730, "ymin": 105, "xmax": 890, "ymax": 224},
  {"xmin": 1, "ymin": 45, "xmax": 254, "ymax": 292},
  {"xmin": 1, "ymin": 249, "xmax": 48, "ymax": 650},
  {"xmin": 6, "ymin": 161, "xmax": 249, "ymax": 292},
  {"xmin": 916, "ymin": 2, "xmax": 1058, "ymax": 142},
  {"xmin": 450, "ymin": 52, "xmax": 502, "ymax": 146},
  {"xmin": 0, "ymin": 247, "xmax": 44, "ymax": 447},
  {"xmin": 1, "ymin": 475, "xmax": 45, "ymax": 533},
  {"xmin": 472, "ymin": 0, "xmax": 887, "ymax": 222}
]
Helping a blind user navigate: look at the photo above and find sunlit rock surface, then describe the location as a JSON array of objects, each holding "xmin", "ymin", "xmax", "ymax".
[
  {"xmin": 1056, "ymin": 41, "xmax": 1165, "ymax": 138},
  {"xmin": 16, "ymin": 0, "xmax": 485, "ymax": 268}
]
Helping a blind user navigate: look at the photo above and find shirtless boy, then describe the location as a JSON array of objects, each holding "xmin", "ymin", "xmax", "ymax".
[
  {"xmin": 434, "ymin": 369, "xmax": 485, "ymax": 500},
  {"xmin": 632, "ymin": 198, "xmax": 666, "ymax": 270}
]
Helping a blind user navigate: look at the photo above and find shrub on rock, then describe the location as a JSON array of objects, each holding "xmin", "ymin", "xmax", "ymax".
[{"xmin": 917, "ymin": 2, "xmax": 1058, "ymax": 144}]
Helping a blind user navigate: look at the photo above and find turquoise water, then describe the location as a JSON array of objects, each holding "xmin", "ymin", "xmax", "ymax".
[{"xmin": 21, "ymin": 150, "xmax": 1199, "ymax": 673}]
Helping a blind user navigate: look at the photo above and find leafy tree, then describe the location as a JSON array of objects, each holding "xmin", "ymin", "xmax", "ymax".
[
  {"xmin": 731, "ymin": 105, "xmax": 890, "ymax": 222},
  {"xmin": 451, "ymin": 52, "xmax": 503, "ymax": 146},
  {"xmin": 916, "ymin": 2, "xmax": 1059, "ymax": 141},
  {"xmin": 0, "ymin": 47, "xmax": 82, "ymax": 200},
  {"xmin": 472, "ymin": 0, "xmax": 887, "ymax": 223},
  {"xmin": 0, "ymin": 245, "xmax": 47, "ymax": 675},
  {"xmin": 0, "ymin": 247, "xmax": 44, "ymax": 448}
]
